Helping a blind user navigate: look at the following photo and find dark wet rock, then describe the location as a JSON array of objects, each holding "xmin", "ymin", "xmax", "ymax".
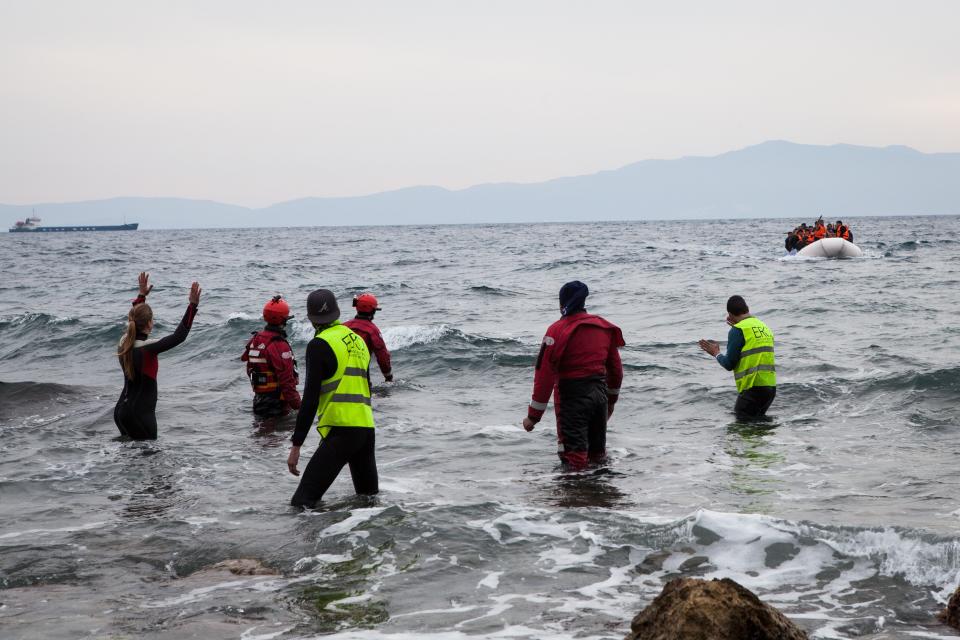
[
  {"xmin": 939, "ymin": 585, "xmax": 960, "ymax": 630},
  {"xmin": 691, "ymin": 524, "xmax": 721, "ymax": 545},
  {"xmin": 625, "ymin": 577, "xmax": 808, "ymax": 640},
  {"xmin": 672, "ymin": 556, "xmax": 715, "ymax": 577},
  {"xmin": 678, "ymin": 556, "xmax": 711, "ymax": 571},
  {"xmin": 210, "ymin": 558, "xmax": 278, "ymax": 576},
  {"xmin": 764, "ymin": 542, "xmax": 800, "ymax": 568},
  {"xmin": 636, "ymin": 550, "xmax": 670, "ymax": 575}
]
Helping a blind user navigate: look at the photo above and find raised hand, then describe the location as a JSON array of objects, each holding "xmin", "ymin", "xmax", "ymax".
[
  {"xmin": 189, "ymin": 282, "xmax": 202, "ymax": 305},
  {"xmin": 138, "ymin": 272, "xmax": 153, "ymax": 297},
  {"xmin": 698, "ymin": 339, "xmax": 720, "ymax": 357}
]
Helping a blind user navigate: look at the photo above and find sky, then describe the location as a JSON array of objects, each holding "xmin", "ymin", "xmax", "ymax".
[{"xmin": 1, "ymin": 1, "xmax": 958, "ymax": 208}]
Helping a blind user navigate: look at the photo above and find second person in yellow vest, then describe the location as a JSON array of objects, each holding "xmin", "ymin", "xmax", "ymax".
[
  {"xmin": 287, "ymin": 289, "xmax": 378, "ymax": 508},
  {"xmin": 698, "ymin": 295, "xmax": 777, "ymax": 420}
]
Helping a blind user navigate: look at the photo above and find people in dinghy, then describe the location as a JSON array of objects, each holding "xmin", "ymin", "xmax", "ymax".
[{"xmin": 785, "ymin": 218, "xmax": 854, "ymax": 251}]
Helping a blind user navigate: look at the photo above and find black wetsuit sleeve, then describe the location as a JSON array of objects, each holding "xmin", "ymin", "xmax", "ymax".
[
  {"xmin": 141, "ymin": 303, "xmax": 198, "ymax": 354},
  {"xmin": 291, "ymin": 338, "xmax": 338, "ymax": 447}
]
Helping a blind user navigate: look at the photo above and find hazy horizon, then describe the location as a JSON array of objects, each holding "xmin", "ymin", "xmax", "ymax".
[{"xmin": 2, "ymin": 1, "xmax": 959, "ymax": 209}]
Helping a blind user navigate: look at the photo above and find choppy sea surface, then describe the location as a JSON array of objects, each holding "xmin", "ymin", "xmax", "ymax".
[{"xmin": 1, "ymin": 216, "xmax": 959, "ymax": 639}]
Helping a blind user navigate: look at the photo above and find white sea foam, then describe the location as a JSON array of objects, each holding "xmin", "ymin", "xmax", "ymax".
[
  {"xmin": 477, "ymin": 424, "xmax": 528, "ymax": 438},
  {"xmin": 810, "ymin": 525, "xmax": 960, "ymax": 598},
  {"xmin": 28, "ymin": 413, "xmax": 67, "ymax": 428},
  {"xmin": 239, "ymin": 626, "xmax": 295, "ymax": 640},
  {"xmin": 468, "ymin": 505, "xmax": 578, "ymax": 543},
  {"xmin": 382, "ymin": 324, "xmax": 451, "ymax": 350},
  {"xmin": 0, "ymin": 313, "xmax": 76, "ymax": 325},
  {"xmin": 376, "ymin": 475, "xmax": 418, "ymax": 494},
  {"xmin": 292, "ymin": 552, "xmax": 354, "ymax": 572},
  {"xmin": 317, "ymin": 507, "xmax": 389, "ymax": 537},
  {"xmin": 476, "ymin": 571, "xmax": 502, "ymax": 589},
  {"xmin": 0, "ymin": 521, "xmax": 107, "ymax": 540},
  {"xmin": 144, "ymin": 579, "xmax": 252, "ymax": 607},
  {"xmin": 537, "ymin": 540, "xmax": 605, "ymax": 573},
  {"xmin": 287, "ymin": 318, "xmax": 319, "ymax": 342},
  {"xmin": 390, "ymin": 603, "xmax": 480, "ymax": 619},
  {"xmin": 182, "ymin": 516, "xmax": 218, "ymax": 529},
  {"xmin": 320, "ymin": 624, "xmax": 595, "ymax": 640}
]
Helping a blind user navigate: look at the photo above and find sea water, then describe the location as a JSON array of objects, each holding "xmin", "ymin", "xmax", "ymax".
[{"xmin": 1, "ymin": 216, "xmax": 959, "ymax": 639}]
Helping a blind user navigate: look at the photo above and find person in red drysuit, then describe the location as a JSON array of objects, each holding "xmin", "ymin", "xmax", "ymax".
[
  {"xmin": 344, "ymin": 293, "xmax": 393, "ymax": 382},
  {"xmin": 522, "ymin": 281, "xmax": 624, "ymax": 470},
  {"xmin": 241, "ymin": 295, "xmax": 302, "ymax": 417}
]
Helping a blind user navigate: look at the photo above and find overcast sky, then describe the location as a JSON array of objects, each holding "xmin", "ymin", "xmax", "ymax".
[{"xmin": 1, "ymin": 1, "xmax": 957, "ymax": 207}]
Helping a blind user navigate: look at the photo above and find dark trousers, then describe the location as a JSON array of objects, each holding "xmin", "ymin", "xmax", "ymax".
[
  {"xmin": 114, "ymin": 402, "xmax": 157, "ymax": 440},
  {"xmin": 290, "ymin": 427, "xmax": 378, "ymax": 508},
  {"xmin": 555, "ymin": 376, "xmax": 608, "ymax": 470},
  {"xmin": 734, "ymin": 386, "xmax": 776, "ymax": 420},
  {"xmin": 253, "ymin": 393, "xmax": 289, "ymax": 418}
]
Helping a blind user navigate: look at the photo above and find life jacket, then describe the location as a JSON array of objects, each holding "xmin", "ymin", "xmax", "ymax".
[
  {"xmin": 314, "ymin": 323, "xmax": 374, "ymax": 439},
  {"xmin": 813, "ymin": 226, "xmax": 826, "ymax": 240},
  {"xmin": 242, "ymin": 330, "xmax": 284, "ymax": 395},
  {"xmin": 837, "ymin": 224, "xmax": 850, "ymax": 241},
  {"xmin": 732, "ymin": 317, "xmax": 776, "ymax": 393}
]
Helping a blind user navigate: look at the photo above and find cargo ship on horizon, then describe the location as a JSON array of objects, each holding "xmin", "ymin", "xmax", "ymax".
[{"xmin": 9, "ymin": 216, "xmax": 139, "ymax": 232}]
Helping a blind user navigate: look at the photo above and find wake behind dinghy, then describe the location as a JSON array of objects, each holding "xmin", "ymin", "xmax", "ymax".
[{"xmin": 798, "ymin": 237, "xmax": 863, "ymax": 258}]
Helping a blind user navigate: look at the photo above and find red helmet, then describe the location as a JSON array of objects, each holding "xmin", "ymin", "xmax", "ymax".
[
  {"xmin": 353, "ymin": 293, "xmax": 381, "ymax": 314},
  {"xmin": 263, "ymin": 295, "xmax": 292, "ymax": 325}
]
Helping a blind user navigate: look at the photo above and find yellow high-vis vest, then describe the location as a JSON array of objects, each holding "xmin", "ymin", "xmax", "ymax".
[
  {"xmin": 314, "ymin": 323, "xmax": 375, "ymax": 438},
  {"xmin": 732, "ymin": 317, "xmax": 776, "ymax": 393}
]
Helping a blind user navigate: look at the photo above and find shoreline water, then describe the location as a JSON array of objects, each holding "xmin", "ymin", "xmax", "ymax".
[{"xmin": 2, "ymin": 216, "xmax": 959, "ymax": 638}]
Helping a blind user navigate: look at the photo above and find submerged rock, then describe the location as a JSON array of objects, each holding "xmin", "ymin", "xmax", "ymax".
[
  {"xmin": 210, "ymin": 558, "xmax": 278, "ymax": 576},
  {"xmin": 939, "ymin": 585, "xmax": 960, "ymax": 630},
  {"xmin": 626, "ymin": 577, "xmax": 808, "ymax": 640}
]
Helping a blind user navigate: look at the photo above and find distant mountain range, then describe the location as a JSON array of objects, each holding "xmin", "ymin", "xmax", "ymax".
[{"xmin": 4, "ymin": 141, "xmax": 959, "ymax": 229}]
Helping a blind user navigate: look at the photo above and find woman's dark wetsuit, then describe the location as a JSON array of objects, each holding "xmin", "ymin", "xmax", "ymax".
[{"xmin": 114, "ymin": 296, "xmax": 198, "ymax": 440}]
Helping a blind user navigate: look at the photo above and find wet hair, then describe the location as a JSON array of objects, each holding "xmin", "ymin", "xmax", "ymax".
[
  {"xmin": 726, "ymin": 295, "xmax": 749, "ymax": 316},
  {"xmin": 118, "ymin": 303, "xmax": 153, "ymax": 380},
  {"xmin": 836, "ymin": 220, "xmax": 843, "ymax": 225}
]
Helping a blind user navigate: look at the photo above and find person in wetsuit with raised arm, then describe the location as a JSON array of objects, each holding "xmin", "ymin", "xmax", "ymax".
[
  {"xmin": 287, "ymin": 289, "xmax": 378, "ymax": 508},
  {"xmin": 114, "ymin": 272, "xmax": 201, "ymax": 440}
]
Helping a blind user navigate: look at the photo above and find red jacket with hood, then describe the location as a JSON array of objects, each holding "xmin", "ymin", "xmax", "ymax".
[
  {"xmin": 344, "ymin": 318, "xmax": 392, "ymax": 379},
  {"xmin": 527, "ymin": 312, "xmax": 624, "ymax": 423}
]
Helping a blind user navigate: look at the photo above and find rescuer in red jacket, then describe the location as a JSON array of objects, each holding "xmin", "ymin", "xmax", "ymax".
[
  {"xmin": 241, "ymin": 295, "xmax": 302, "ymax": 417},
  {"xmin": 522, "ymin": 281, "xmax": 625, "ymax": 469},
  {"xmin": 344, "ymin": 293, "xmax": 393, "ymax": 382}
]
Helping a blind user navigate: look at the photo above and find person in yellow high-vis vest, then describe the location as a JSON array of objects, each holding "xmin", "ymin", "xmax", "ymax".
[
  {"xmin": 698, "ymin": 295, "xmax": 776, "ymax": 420},
  {"xmin": 287, "ymin": 289, "xmax": 378, "ymax": 508}
]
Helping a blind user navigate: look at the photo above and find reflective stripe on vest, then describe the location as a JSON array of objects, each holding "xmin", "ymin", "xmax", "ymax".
[
  {"xmin": 244, "ymin": 333, "xmax": 281, "ymax": 394},
  {"xmin": 732, "ymin": 317, "xmax": 776, "ymax": 393},
  {"xmin": 315, "ymin": 323, "xmax": 375, "ymax": 438}
]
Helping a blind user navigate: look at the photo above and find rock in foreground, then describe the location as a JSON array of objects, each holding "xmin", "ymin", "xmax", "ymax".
[
  {"xmin": 939, "ymin": 585, "xmax": 960, "ymax": 630},
  {"xmin": 626, "ymin": 577, "xmax": 808, "ymax": 640},
  {"xmin": 210, "ymin": 558, "xmax": 278, "ymax": 576}
]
